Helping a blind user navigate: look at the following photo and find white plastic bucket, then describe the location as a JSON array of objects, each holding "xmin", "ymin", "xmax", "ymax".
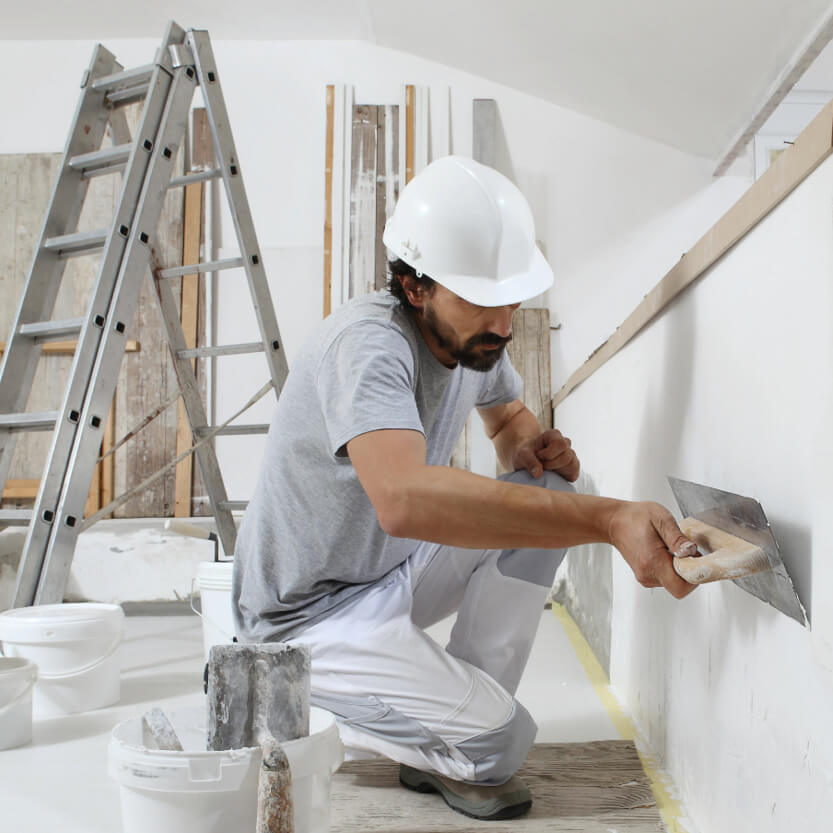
[
  {"xmin": 0, "ymin": 657, "xmax": 37, "ymax": 749},
  {"xmin": 109, "ymin": 705, "xmax": 344, "ymax": 833},
  {"xmin": 194, "ymin": 561, "xmax": 235, "ymax": 662},
  {"xmin": 0, "ymin": 603, "xmax": 124, "ymax": 717}
]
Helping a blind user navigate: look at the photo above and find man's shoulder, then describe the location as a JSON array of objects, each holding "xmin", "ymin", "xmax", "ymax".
[{"xmin": 323, "ymin": 292, "xmax": 416, "ymax": 349}]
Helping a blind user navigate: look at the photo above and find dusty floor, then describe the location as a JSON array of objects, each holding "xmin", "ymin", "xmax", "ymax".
[{"xmin": 0, "ymin": 607, "xmax": 620, "ymax": 832}]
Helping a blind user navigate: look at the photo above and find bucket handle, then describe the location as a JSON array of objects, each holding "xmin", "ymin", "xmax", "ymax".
[
  {"xmin": 33, "ymin": 634, "xmax": 122, "ymax": 680},
  {"xmin": 190, "ymin": 579, "xmax": 236, "ymax": 644},
  {"xmin": 0, "ymin": 667, "xmax": 37, "ymax": 718}
]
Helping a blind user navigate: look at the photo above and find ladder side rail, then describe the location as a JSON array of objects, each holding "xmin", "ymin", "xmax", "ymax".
[
  {"xmin": 0, "ymin": 45, "xmax": 122, "ymax": 489},
  {"xmin": 11, "ymin": 59, "xmax": 180, "ymax": 608},
  {"xmin": 188, "ymin": 30, "xmax": 289, "ymax": 397},
  {"xmin": 152, "ymin": 274, "xmax": 238, "ymax": 556},
  {"xmin": 30, "ymin": 60, "xmax": 200, "ymax": 605}
]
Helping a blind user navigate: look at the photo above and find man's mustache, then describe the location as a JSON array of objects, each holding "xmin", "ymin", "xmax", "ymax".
[{"xmin": 465, "ymin": 332, "xmax": 513, "ymax": 349}]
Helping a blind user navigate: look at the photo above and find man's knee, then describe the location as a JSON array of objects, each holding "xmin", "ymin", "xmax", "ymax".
[
  {"xmin": 499, "ymin": 468, "xmax": 577, "ymax": 494},
  {"xmin": 494, "ymin": 470, "xmax": 574, "ymax": 586},
  {"xmin": 456, "ymin": 699, "xmax": 537, "ymax": 784}
]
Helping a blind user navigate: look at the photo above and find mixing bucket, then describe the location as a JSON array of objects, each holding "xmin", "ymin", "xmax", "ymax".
[
  {"xmin": 109, "ymin": 705, "xmax": 343, "ymax": 833},
  {"xmin": 194, "ymin": 560, "xmax": 235, "ymax": 662},
  {"xmin": 0, "ymin": 657, "xmax": 37, "ymax": 749},
  {"xmin": 0, "ymin": 603, "xmax": 124, "ymax": 716}
]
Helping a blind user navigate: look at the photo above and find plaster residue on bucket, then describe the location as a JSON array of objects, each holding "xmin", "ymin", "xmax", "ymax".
[{"xmin": 109, "ymin": 706, "xmax": 343, "ymax": 833}]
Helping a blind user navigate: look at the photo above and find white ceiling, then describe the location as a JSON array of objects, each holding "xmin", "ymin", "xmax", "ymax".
[{"xmin": 4, "ymin": 0, "xmax": 833, "ymax": 161}]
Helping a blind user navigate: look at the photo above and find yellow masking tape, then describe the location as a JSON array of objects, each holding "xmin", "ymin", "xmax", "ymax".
[{"xmin": 551, "ymin": 603, "xmax": 691, "ymax": 833}]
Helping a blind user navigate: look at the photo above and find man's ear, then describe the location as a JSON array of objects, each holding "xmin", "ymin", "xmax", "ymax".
[{"xmin": 400, "ymin": 275, "xmax": 428, "ymax": 310}]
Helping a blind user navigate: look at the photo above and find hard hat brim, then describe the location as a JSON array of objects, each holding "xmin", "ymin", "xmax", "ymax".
[{"xmin": 434, "ymin": 246, "xmax": 554, "ymax": 308}]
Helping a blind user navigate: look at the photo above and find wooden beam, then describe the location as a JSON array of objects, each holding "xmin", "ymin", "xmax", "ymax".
[
  {"xmin": 100, "ymin": 398, "xmax": 115, "ymax": 518},
  {"xmin": 0, "ymin": 340, "xmax": 139, "ymax": 355},
  {"xmin": 174, "ymin": 178, "xmax": 203, "ymax": 517},
  {"xmin": 324, "ymin": 85, "xmax": 335, "ymax": 317},
  {"xmin": 2, "ymin": 479, "xmax": 39, "ymax": 500},
  {"xmin": 552, "ymin": 99, "xmax": 833, "ymax": 409},
  {"xmin": 405, "ymin": 85, "xmax": 415, "ymax": 185}
]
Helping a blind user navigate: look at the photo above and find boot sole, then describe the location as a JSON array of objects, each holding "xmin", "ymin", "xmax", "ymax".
[{"xmin": 399, "ymin": 768, "xmax": 532, "ymax": 821}]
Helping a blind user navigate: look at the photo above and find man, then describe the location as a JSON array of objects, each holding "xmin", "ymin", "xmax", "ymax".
[{"xmin": 233, "ymin": 156, "xmax": 697, "ymax": 821}]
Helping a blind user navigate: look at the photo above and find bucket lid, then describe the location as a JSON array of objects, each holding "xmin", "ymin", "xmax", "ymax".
[{"xmin": 0, "ymin": 603, "xmax": 124, "ymax": 643}]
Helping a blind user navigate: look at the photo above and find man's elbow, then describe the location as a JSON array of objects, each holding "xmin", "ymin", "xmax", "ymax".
[{"xmin": 373, "ymin": 484, "xmax": 417, "ymax": 539}]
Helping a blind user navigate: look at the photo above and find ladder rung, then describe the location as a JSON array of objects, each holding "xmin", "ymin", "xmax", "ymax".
[
  {"xmin": 218, "ymin": 501, "xmax": 248, "ymax": 512},
  {"xmin": 0, "ymin": 509, "xmax": 33, "ymax": 527},
  {"xmin": 177, "ymin": 343, "xmax": 264, "ymax": 359},
  {"xmin": 69, "ymin": 144, "xmax": 133, "ymax": 177},
  {"xmin": 0, "ymin": 411, "xmax": 59, "ymax": 432},
  {"xmin": 195, "ymin": 424, "xmax": 269, "ymax": 437},
  {"xmin": 19, "ymin": 318, "xmax": 84, "ymax": 342},
  {"xmin": 169, "ymin": 169, "xmax": 223, "ymax": 189},
  {"xmin": 43, "ymin": 229, "xmax": 107, "ymax": 257},
  {"xmin": 91, "ymin": 64, "xmax": 154, "ymax": 94},
  {"xmin": 158, "ymin": 257, "xmax": 244, "ymax": 279}
]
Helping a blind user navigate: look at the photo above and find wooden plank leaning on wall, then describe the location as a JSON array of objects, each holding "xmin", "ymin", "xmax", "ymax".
[
  {"xmin": 173, "ymin": 108, "xmax": 212, "ymax": 517},
  {"xmin": 552, "ymin": 100, "xmax": 833, "ymax": 410}
]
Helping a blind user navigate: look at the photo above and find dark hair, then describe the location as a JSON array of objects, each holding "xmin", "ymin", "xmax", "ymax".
[{"xmin": 387, "ymin": 259, "xmax": 435, "ymax": 311}]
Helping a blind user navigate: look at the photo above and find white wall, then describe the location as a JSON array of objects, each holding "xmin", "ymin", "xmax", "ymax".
[
  {"xmin": 555, "ymin": 154, "xmax": 833, "ymax": 833},
  {"xmin": 0, "ymin": 37, "xmax": 751, "ymax": 496}
]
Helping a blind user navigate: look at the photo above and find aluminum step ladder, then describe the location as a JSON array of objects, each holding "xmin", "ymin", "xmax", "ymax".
[{"xmin": 0, "ymin": 22, "xmax": 288, "ymax": 607}]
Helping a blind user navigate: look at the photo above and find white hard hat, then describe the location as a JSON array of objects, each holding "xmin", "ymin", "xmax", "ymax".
[{"xmin": 383, "ymin": 156, "xmax": 553, "ymax": 307}]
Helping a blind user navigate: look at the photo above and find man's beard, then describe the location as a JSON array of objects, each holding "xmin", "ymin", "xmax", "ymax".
[{"xmin": 423, "ymin": 303, "xmax": 512, "ymax": 372}]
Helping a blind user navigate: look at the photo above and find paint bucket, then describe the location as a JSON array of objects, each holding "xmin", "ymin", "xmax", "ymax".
[
  {"xmin": 0, "ymin": 657, "xmax": 38, "ymax": 749},
  {"xmin": 194, "ymin": 560, "xmax": 235, "ymax": 662},
  {"xmin": 108, "ymin": 705, "xmax": 344, "ymax": 833},
  {"xmin": 0, "ymin": 603, "xmax": 124, "ymax": 716}
]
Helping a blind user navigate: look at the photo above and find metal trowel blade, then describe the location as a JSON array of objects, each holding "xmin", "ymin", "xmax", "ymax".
[{"xmin": 668, "ymin": 477, "xmax": 807, "ymax": 627}]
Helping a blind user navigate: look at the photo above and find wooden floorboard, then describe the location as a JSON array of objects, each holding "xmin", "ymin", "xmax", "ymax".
[{"xmin": 330, "ymin": 740, "xmax": 664, "ymax": 832}]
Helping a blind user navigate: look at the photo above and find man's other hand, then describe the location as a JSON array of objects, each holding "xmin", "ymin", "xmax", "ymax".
[
  {"xmin": 607, "ymin": 501, "xmax": 698, "ymax": 599},
  {"xmin": 512, "ymin": 429, "xmax": 580, "ymax": 482}
]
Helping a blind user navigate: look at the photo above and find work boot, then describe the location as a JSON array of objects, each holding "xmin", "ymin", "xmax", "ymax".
[{"xmin": 399, "ymin": 763, "xmax": 532, "ymax": 821}]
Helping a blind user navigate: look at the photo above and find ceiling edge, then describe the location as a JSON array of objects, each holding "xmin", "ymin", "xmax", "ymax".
[{"xmin": 714, "ymin": 7, "xmax": 833, "ymax": 175}]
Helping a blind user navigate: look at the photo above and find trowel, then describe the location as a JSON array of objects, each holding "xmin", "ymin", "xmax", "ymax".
[{"xmin": 668, "ymin": 477, "xmax": 807, "ymax": 627}]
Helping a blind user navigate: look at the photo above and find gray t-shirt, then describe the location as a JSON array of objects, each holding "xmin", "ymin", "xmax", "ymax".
[{"xmin": 232, "ymin": 291, "xmax": 522, "ymax": 641}]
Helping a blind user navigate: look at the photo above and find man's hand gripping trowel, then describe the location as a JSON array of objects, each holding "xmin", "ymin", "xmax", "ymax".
[{"xmin": 668, "ymin": 477, "xmax": 807, "ymax": 626}]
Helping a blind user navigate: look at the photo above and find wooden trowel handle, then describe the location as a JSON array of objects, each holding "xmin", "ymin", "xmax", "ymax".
[{"xmin": 673, "ymin": 517, "xmax": 770, "ymax": 584}]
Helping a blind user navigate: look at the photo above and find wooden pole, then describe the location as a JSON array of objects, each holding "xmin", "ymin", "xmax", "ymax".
[{"xmin": 405, "ymin": 85, "xmax": 415, "ymax": 184}]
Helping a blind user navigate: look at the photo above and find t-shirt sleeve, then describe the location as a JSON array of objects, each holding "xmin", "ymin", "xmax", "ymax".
[
  {"xmin": 476, "ymin": 350, "xmax": 523, "ymax": 409},
  {"xmin": 316, "ymin": 322, "xmax": 425, "ymax": 457}
]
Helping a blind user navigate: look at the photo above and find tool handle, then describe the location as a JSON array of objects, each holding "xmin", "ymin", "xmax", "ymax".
[
  {"xmin": 673, "ymin": 517, "xmax": 770, "ymax": 584},
  {"xmin": 164, "ymin": 518, "xmax": 215, "ymax": 541}
]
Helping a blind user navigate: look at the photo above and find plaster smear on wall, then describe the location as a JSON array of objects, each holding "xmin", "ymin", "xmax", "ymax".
[{"xmin": 555, "ymin": 154, "xmax": 833, "ymax": 833}]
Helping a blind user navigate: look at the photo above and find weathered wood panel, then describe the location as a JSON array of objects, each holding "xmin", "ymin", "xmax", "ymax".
[
  {"xmin": 0, "ymin": 104, "xmax": 186, "ymax": 518},
  {"xmin": 350, "ymin": 105, "xmax": 379, "ymax": 299},
  {"xmin": 348, "ymin": 103, "xmax": 400, "ymax": 301}
]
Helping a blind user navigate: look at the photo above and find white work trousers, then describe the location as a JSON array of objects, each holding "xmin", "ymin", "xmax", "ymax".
[{"xmin": 288, "ymin": 470, "xmax": 574, "ymax": 785}]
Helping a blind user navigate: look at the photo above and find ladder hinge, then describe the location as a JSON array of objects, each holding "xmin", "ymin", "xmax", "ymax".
[{"xmin": 168, "ymin": 44, "xmax": 194, "ymax": 70}]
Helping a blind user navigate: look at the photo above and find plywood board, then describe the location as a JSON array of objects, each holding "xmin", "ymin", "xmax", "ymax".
[
  {"xmin": 110, "ymin": 103, "xmax": 183, "ymax": 518},
  {"xmin": 553, "ymin": 99, "xmax": 833, "ymax": 409},
  {"xmin": 0, "ymin": 152, "xmax": 114, "ymax": 491},
  {"xmin": 350, "ymin": 104, "xmax": 379, "ymax": 299},
  {"xmin": 173, "ymin": 180, "xmax": 202, "ymax": 517},
  {"xmin": 330, "ymin": 741, "xmax": 662, "ymax": 832},
  {"xmin": 348, "ymin": 102, "xmax": 399, "ymax": 301}
]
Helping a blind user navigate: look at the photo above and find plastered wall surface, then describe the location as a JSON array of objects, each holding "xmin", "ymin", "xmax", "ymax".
[{"xmin": 555, "ymin": 154, "xmax": 833, "ymax": 833}]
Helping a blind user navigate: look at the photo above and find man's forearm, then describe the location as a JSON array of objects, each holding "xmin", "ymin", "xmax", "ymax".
[
  {"xmin": 487, "ymin": 404, "xmax": 541, "ymax": 472},
  {"xmin": 385, "ymin": 463, "xmax": 623, "ymax": 551}
]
